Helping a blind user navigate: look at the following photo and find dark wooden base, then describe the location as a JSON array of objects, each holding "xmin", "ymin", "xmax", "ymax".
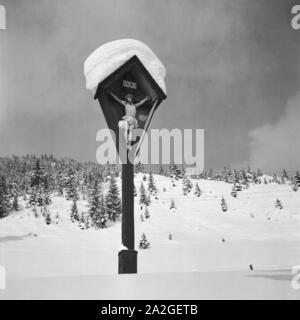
[{"xmin": 118, "ymin": 250, "xmax": 138, "ymax": 274}]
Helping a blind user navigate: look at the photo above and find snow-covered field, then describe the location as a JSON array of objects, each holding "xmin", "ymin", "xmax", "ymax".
[{"xmin": 0, "ymin": 174, "xmax": 300, "ymax": 299}]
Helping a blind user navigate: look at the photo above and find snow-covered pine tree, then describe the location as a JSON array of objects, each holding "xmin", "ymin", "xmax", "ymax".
[
  {"xmin": 12, "ymin": 193, "xmax": 19, "ymax": 211},
  {"xmin": 294, "ymin": 171, "xmax": 300, "ymax": 187},
  {"xmin": 79, "ymin": 212, "xmax": 85, "ymax": 229},
  {"xmin": 139, "ymin": 233, "xmax": 151, "ymax": 249},
  {"xmin": 148, "ymin": 171, "xmax": 157, "ymax": 195},
  {"xmin": 221, "ymin": 196, "xmax": 228, "ymax": 212},
  {"xmin": 89, "ymin": 181, "xmax": 100, "ymax": 220},
  {"xmin": 36, "ymin": 187, "xmax": 45, "ymax": 207},
  {"xmin": 252, "ymin": 171, "xmax": 259, "ymax": 184},
  {"xmin": 57, "ymin": 170, "xmax": 65, "ymax": 196},
  {"xmin": 143, "ymin": 174, "xmax": 147, "ymax": 181},
  {"xmin": 30, "ymin": 159, "xmax": 44, "ymax": 189},
  {"xmin": 0, "ymin": 175, "xmax": 10, "ymax": 218},
  {"xmin": 85, "ymin": 215, "xmax": 90, "ymax": 229},
  {"xmin": 275, "ymin": 198, "xmax": 283, "ymax": 209},
  {"xmin": 65, "ymin": 167, "xmax": 79, "ymax": 201},
  {"xmin": 45, "ymin": 207, "xmax": 51, "ymax": 225},
  {"xmin": 235, "ymin": 181, "xmax": 242, "ymax": 191},
  {"xmin": 170, "ymin": 198, "xmax": 176, "ymax": 211},
  {"xmin": 29, "ymin": 159, "xmax": 46, "ymax": 207},
  {"xmin": 43, "ymin": 175, "xmax": 51, "ymax": 205},
  {"xmin": 105, "ymin": 175, "xmax": 121, "ymax": 222},
  {"xmin": 241, "ymin": 170, "xmax": 248, "ymax": 185},
  {"xmin": 194, "ymin": 183, "xmax": 201, "ymax": 197},
  {"xmin": 182, "ymin": 177, "xmax": 193, "ymax": 195},
  {"xmin": 32, "ymin": 205, "xmax": 38, "ymax": 218},
  {"xmin": 135, "ymin": 161, "xmax": 144, "ymax": 174},
  {"xmin": 231, "ymin": 184, "xmax": 237, "ymax": 198},
  {"xmin": 70, "ymin": 199, "xmax": 79, "ymax": 222},
  {"xmin": 139, "ymin": 182, "xmax": 147, "ymax": 206},
  {"xmin": 90, "ymin": 182, "xmax": 107, "ymax": 229}
]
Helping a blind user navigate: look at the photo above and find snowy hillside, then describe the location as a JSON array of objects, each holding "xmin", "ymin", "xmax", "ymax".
[{"xmin": 0, "ymin": 173, "xmax": 299, "ymax": 283}]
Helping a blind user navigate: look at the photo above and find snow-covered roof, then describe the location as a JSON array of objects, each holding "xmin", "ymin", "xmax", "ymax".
[{"xmin": 83, "ymin": 39, "xmax": 167, "ymax": 95}]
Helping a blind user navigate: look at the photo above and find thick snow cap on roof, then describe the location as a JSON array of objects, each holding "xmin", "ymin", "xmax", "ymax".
[{"xmin": 84, "ymin": 39, "xmax": 166, "ymax": 95}]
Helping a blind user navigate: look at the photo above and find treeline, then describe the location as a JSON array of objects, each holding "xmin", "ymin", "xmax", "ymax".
[
  {"xmin": 0, "ymin": 155, "xmax": 299, "ymax": 223},
  {"xmin": 153, "ymin": 162, "xmax": 300, "ymax": 187}
]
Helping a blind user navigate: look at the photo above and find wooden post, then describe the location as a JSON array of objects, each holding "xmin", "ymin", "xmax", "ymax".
[{"xmin": 118, "ymin": 151, "xmax": 137, "ymax": 273}]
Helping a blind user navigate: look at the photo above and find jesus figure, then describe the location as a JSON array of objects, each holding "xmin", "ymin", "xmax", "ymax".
[{"xmin": 108, "ymin": 91, "xmax": 150, "ymax": 149}]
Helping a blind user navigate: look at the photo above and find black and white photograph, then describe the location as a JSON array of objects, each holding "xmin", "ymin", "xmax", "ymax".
[{"xmin": 0, "ymin": 0, "xmax": 300, "ymax": 302}]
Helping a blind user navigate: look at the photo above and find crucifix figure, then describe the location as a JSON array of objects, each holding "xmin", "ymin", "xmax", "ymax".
[{"xmin": 108, "ymin": 91, "xmax": 150, "ymax": 149}]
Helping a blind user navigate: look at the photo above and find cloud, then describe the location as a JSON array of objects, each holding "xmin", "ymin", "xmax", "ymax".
[{"xmin": 248, "ymin": 91, "xmax": 300, "ymax": 172}]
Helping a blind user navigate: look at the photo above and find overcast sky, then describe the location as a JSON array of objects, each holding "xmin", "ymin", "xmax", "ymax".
[{"xmin": 0, "ymin": 0, "xmax": 299, "ymax": 172}]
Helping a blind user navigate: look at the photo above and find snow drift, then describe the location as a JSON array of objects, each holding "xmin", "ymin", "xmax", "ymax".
[{"xmin": 83, "ymin": 39, "xmax": 167, "ymax": 94}]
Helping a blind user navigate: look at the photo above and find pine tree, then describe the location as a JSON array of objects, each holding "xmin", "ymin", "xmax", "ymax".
[
  {"xmin": 89, "ymin": 181, "xmax": 100, "ymax": 220},
  {"xmin": 29, "ymin": 189, "xmax": 37, "ymax": 207},
  {"xmin": 30, "ymin": 159, "xmax": 44, "ymax": 189},
  {"xmin": 0, "ymin": 175, "xmax": 10, "ymax": 218},
  {"xmin": 65, "ymin": 167, "xmax": 78, "ymax": 201},
  {"xmin": 57, "ymin": 170, "xmax": 65, "ymax": 196},
  {"xmin": 45, "ymin": 207, "xmax": 51, "ymax": 225},
  {"xmin": 182, "ymin": 177, "xmax": 193, "ymax": 195},
  {"xmin": 294, "ymin": 171, "xmax": 300, "ymax": 187},
  {"xmin": 29, "ymin": 159, "xmax": 46, "ymax": 207},
  {"xmin": 70, "ymin": 199, "xmax": 79, "ymax": 222},
  {"xmin": 168, "ymin": 233, "xmax": 173, "ymax": 240},
  {"xmin": 43, "ymin": 175, "xmax": 51, "ymax": 205},
  {"xmin": 32, "ymin": 205, "xmax": 38, "ymax": 218},
  {"xmin": 148, "ymin": 172, "xmax": 157, "ymax": 195},
  {"xmin": 79, "ymin": 212, "xmax": 85, "ymax": 229},
  {"xmin": 235, "ymin": 182, "xmax": 242, "ymax": 191},
  {"xmin": 12, "ymin": 194, "xmax": 19, "ymax": 211},
  {"xmin": 194, "ymin": 183, "xmax": 201, "ymax": 197},
  {"xmin": 85, "ymin": 215, "xmax": 90, "ymax": 229},
  {"xmin": 159, "ymin": 165, "xmax": 164, "ymax": 176},
  {"xmin": 139, "ymin": 182, "xmax": 147, "ymax": 206},
  {"xmin": 275, "ymin": 198, "xmax": 283, "ymax": 209},
  {"xmin": 90, "ymin": 182, "xmax": 107, "ymax": 229},
  {"xmin": 135, "ymin": 161, "xmax": 144, "ymax": 174},
  {"xmin": 170, "ymin": 198, "xmax": 176, "ymax": 211},
  {"xmin": 139, "ymin": 233, "xmax": 151, "ymax": 249},
  {"xmin": 36, "ymin": 187, "xmax": 44, "ymax": 207},
  {"xmin": 221, "ymin": 196, "xmax": 228, "ymax": 212},
  {"xmin": 105, "ymin": 175, "xmax": 121, "ymax": 222}
]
